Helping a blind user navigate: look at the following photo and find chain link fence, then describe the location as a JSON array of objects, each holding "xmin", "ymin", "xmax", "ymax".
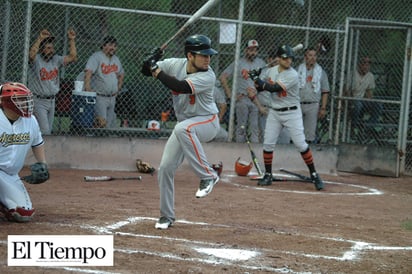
[{"xmin": 1, "ymin": 0, "xmax": 411, "ymax": 174}]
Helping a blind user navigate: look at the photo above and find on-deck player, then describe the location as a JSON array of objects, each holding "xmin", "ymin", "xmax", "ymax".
[
  {"xmin": 141, "ymin": 34, "xmax": 220, "ymax": 229},
  {"xmin": 0, "ymin": 82, "xmax": 48, "ymax": 222},
  {"xmin": 247, "ymin": 45, "xmax": 324, "ymax": 190}
]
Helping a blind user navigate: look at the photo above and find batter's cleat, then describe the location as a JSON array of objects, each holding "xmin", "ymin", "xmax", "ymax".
[
  {"xmin": 196, "ymin": 176, "xmax": 219, "ymax": 198},
  {"xmin": 257, "ymin": 173, "xmax": 273, "ymax": 186},
  {"xmin": 155, "ymin": 217, "xmax": 173, "ymax": 229},
  {"xmin": 311, "ymin": 172, "xmax": 324, "ymax": 190}
]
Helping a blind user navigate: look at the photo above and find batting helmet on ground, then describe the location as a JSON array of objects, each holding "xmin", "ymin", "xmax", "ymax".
[
  {"xmin": 234, "ymin": 157, "xmax": 253, "ymax": 176},
  {"xmin": 185, "ymin": 34, "xmax": 218, "ymax": 56}
]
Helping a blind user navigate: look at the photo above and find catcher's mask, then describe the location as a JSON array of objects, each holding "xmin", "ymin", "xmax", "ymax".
[
  {"xmin": 0, "ymin": 82, "xmax": 34, "ymax": 117},
  {"xmin": 234, "ymin": 157, "xmax": 253, "ymax": 176}
]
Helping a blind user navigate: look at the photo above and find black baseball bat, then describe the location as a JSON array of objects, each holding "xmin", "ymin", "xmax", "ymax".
[
  {"xmin": 241, "ymin": 126, "xmax": 264, "ymax": 176},
  {"xmin": 279, "ymin": 168, "xmax": 312, "ymax": 181},
  {"xmin": 249, "ymin": 174, "xmax": 311, "ymax": 182}
]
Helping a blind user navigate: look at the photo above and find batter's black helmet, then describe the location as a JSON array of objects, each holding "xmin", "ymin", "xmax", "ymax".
[
  {"xmin": 276, "ymin": 45, "xmax": 295, "ymax": 60},
  {"xmin": 185, "ymin": 34, "xmax": 218, "ymax": 56}
]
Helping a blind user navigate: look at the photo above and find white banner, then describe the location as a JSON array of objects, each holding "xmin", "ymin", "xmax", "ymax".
[
  {"xmin": 219, "ymin": 22, "xmax": 236, "ymax": 44},
  {"xmin": 8, "ymin": 235, "xmax": 113, "ymax": 266}
]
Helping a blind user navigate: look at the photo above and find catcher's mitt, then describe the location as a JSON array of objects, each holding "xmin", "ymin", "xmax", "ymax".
[
  {"xmin": 23, "ymin": 162, "xmax": 49, "ymax": 184},
  {"xmin": 136, "ymin": 159, "xmax": 156, "ymax": 175},
  {"xmin": 212, "ymin": 161, "xmax": 223, "ymax": 176}
]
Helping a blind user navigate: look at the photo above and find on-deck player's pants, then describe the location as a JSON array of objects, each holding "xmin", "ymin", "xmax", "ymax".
[
  {"xmin": 0, "ymin": 171, "xmax": 33, "ymax": 210},
  {"xmin": 263, "ymin": 106, "xmax": 308, "ymax": 153},
  {"xmin": 157, "ymin": 114, "xmax": 219, "ymax": 221}
]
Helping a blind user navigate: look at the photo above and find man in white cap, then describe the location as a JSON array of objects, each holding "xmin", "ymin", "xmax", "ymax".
[{"xmin": 220, "ymin": 39, "xmax": 266, "ymax": 143}]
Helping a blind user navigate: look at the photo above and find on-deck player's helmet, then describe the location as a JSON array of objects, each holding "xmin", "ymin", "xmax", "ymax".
[
  {"xmin": 0, "ymin": 82, "xmax": 34, "ymax": 117},
  {"xmin": 234, "ymin": 157, "xmax": 253, "ymax": 176},
  {"xmin": 185, "ymin": 34, "xmax": 218, "ymax": 56},
  {"xmin": 276, "ymin": 45, "xmax": 295, "ymax": 60}
]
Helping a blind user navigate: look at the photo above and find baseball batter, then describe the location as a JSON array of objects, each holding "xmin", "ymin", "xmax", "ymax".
[
  {"xmin": 84, "ymin": 36, "xmax": 124, "ymax": 128},
  {"xmin": 141, "ymin": 34, "xmax": 220, "ymax": 229},
  {"xmin": 0, "ymin": 82, "xmax": 48, "ymax": 222},
  {"xmin": 28, "ymin": 28, "xmax": 77, "ymax": 135},
  {"xmin": 248, "ymin": 45, "xmax": 324, "ymax": 190}
]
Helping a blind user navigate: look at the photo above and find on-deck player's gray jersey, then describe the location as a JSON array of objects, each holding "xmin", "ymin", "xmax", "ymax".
[
  {"xmin": 157, "ymin": 58, "xmax": 218, "ymax": 121},
  {"xmin": 222, "ymin": 57, "xmax": 266, "ymax": 95},
  {"xmin": 0, "ymin": 109, "xmax": 43, "ymax": 175},
  {"xmin": 260, "ymin": 65, "xmax": 300, "ymax": 109},
  {"xmin": 28, "ymin": 54, "xmax": 64, "ymax": 96},
  {"xmin": 85, "ymin": 51, "xmax": 124, "ymax": 94}
]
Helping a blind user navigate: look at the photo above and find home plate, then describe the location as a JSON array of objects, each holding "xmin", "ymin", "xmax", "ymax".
[{"xmin": 194, "ymin": 247, "xmax": 259, "ymax": 261}]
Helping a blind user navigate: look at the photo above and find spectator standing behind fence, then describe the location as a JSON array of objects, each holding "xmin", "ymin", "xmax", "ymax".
[
  {"xmin": 247, "ymin": 45, "xmax": 324, "ymax": 191},
  {"xmin": 345, "ymin": 57, "xmax": 382, "ymax": 138},
  {"xmin": 220, "ymin": 40, "xmax": 266, "ymax": 143},
  {"xmin": 84, "ymin": 36, "xmax": 124, "ymax": 128},
  {"xmin": 297, "ymin": 47, "xmax": 330, "ymax": 143},
  {"xmin": 141, "ymin": 34, "xmax": 220, "ymax": 229},
  {"xmin": 28, "ymin": 28, "xmax": 77, "ymax": 135}
]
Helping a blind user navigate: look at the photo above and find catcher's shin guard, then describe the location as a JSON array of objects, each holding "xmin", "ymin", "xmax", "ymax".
[{"xmin": 2, "ymin": 206, "xmax": 35, "ymax": 222}]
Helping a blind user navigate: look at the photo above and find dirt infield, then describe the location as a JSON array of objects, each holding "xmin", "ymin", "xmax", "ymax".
[{"xmin": 1, "ymin": 167, "xmax": 412, "ymax": 273}]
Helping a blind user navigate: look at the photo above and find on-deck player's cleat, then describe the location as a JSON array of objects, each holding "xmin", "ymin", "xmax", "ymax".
[
  {"xmin": 196, "ymin": 176, "xmax": 219, "ymax": 198},
  {"xmin": 257, "ymin": 173, "xmax": 273, "ymax": 186},
  {"xmin": 311, "ymin": 172, "xmax": 324, "ymax": 190},
  {"xmin": 155, "ymin": 216, "xmax": 173, "ymax": 229}
]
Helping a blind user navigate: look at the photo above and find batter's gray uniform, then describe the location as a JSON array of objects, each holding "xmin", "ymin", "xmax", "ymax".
[
  {"xmin": 28, "ymin": 54, "xmax": 65, "ymax": 134},
  {"xmin": 0, "ymin": 109, "xmax": 43, "ymax": 211},
  {"xmin": 157, "ymin": 58, "xmax": 220, "ymax": 222},
  {"xmin": 85, "ymin": 51, "xmax": 124, "ymax": 128},
  {"xmin": 260, "ymin": 65, "xmax": 308, "ymax": 152},
  {"xmin": 297, "ymin": 63, "xmax": 330, "ymax": 142},
  {"xmin": 222, "ymin": 57, "xmax": 266, "ymax": 143}
]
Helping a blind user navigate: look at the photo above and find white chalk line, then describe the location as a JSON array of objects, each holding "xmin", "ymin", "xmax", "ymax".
[{"xmin": 223, "ymin": 172, "xmax": 383, "ymax": 196}]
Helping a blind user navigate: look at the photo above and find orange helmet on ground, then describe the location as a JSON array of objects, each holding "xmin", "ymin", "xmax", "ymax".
[{"xmin": 234, "ymin": 157, "xmax": 253, "ymax": 176}]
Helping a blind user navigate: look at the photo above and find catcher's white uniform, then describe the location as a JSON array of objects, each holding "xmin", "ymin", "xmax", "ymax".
[{"xmin": 0, "ymin": 108, "xmax": 44, "ymax": 213}]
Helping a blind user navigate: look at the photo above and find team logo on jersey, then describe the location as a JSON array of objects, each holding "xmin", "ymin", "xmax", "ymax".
[
  {"xmin": 101, "ymin": 63, "xmax": 118, "ymax": 74},
  {"xmin": 0, "ymin": 132, "xmax": 30, "ymax": 147}
]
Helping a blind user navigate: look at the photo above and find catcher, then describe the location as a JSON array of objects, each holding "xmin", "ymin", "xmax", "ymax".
[{"xmin": 0, "ymin": 82, "xmax": 49, "ymax": 222}]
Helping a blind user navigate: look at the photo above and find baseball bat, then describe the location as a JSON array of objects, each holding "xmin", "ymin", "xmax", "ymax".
[
  {"xmin": 160, "ymin": 0, "xmax": 219, "ymax": 50},
  {"xmin": 250, "ymin": 174, "xmax": 312, "ymax": 183},
  {"xmin": 241, "ymin": 126, "xmax": 264, "ymax": 176},
  {"xmin": 279, "ymin": 168, "xmax": 312, "ymax": 181},
  {"xmin": 84, "ymin": 176, "xmax": 142, "ymax": 182}
]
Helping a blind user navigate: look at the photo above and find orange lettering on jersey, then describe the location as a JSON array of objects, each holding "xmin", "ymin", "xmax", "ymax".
[
  {"xmin": 40, "ymin": 67, "xmax": 58, "ymax": 81},
  {"xmin": 101, "ymin": 63, "xmax": 119, "ymax": 75},
  {"xmin": 307, "ymin": 75, "xmax": 313, "ymax": 82}
]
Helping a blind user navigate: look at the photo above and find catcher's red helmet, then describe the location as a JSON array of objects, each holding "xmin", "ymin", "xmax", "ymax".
[
  {"xmin": 0, "ymin": 82, "xmax": 34, "ymax": 117},
  {"xmin": 234, "ymin": 157, "xmax": 253, "ymax": 176}
]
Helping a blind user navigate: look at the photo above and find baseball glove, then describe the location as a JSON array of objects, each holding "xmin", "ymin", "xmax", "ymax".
[
  {"xmin": 136, "ymin": 159, "xmax": 156, "ymax": 175},
  {"xmin": 212, "ymin": 161, "xmax": 223, "ymax": 176},
  {"xmin": 23, "ymin": 162, "xmax": 49, "ymax": 184}
]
